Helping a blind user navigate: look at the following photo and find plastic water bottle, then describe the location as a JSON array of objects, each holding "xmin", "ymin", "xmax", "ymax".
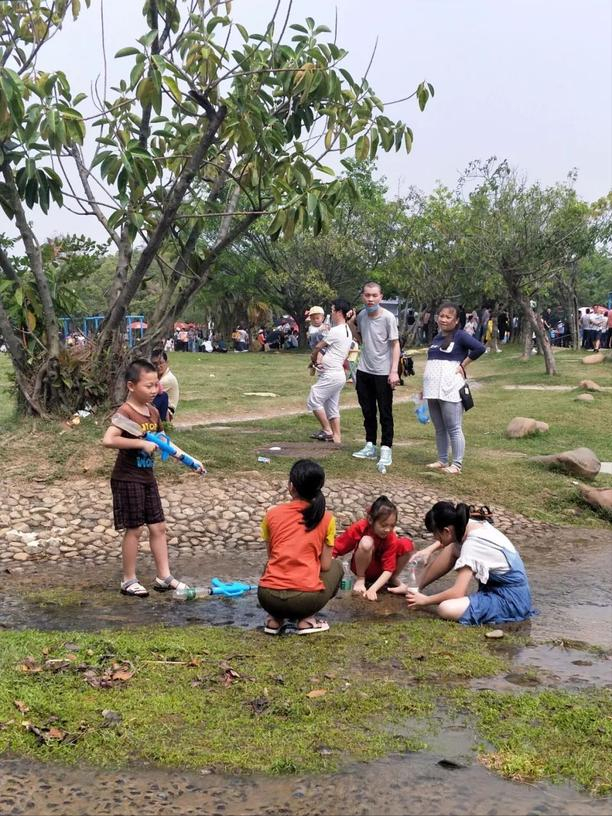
[
  {"xmin": 340, "ymin": 561, "xmax": 354, "ymax": 591},
  {"xmin": 173, "ymin": 586, "xmax": 207, "ymax": 601},
  {"xmin": 405, "ymin": 563, "xmax": 420, "ymax": 593}
]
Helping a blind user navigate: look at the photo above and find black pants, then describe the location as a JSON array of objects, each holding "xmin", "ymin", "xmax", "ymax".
[{"xmin": 356, "ymin": 370, "xmax": 394, "ymax": 447}]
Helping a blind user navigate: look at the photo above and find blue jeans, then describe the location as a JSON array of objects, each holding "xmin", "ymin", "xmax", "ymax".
[{"xmin": 427, "ymin": 399, "xmax": 465, "ymax": 466}]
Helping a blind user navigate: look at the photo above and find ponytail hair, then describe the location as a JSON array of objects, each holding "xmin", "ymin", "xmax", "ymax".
[
  {"xmin": 289, "ymin": 459, "xmax": 326, "ymax": 531},
  {"xmin": 424, "ymin": 501, "xmax": 471, "ymax": 542}
]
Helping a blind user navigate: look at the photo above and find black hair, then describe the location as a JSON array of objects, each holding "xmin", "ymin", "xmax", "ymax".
[
  {"xmin": 289, "ymin": 459, "xmax": 326, "ymax": 531},
  {"xmin": 125, "ymin": 358, "xmax": 157, "ymax": 384},
  {"xmin": 424, "ymin": 501, "xmax": 471, "ymax": 543},
  {"xmin": 151, "ymin": 348, "xmax": 168, "ymax": 362},
  {"xmin": 437, "ymin": 302, "xmax": 460, "ymax": 349},
  {"xmin": 368, "ymin": 495, "xmax": 398, "ymax": 524},
  {"xmin": 332, "ymin": 298, "xmax": 351, "ymax": 318},
  {"xmin": 361, "ymin": 281, "xmax": 382, "ymax": 294}
]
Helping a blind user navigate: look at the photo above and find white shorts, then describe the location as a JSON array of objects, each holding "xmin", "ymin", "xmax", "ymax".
[{"xmin": 306, "ymin": 371, "xmax": 346, "ymax": 419}]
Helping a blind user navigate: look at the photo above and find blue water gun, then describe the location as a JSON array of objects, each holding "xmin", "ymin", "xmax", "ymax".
[
  {"xmin": 209, "ymin": 578, "xmax": 257, "ymax": 597},
  {"xmin": 111, "ymin": 413, "xmax": 206, "ymax": 473}
]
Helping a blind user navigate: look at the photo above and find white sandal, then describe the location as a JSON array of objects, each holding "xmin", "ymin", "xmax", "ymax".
[
  {"xmin": 153, "ymin": 575, "xmax": 188, "ymax": 593},
  {"xmin": 120, "ymin": 579, "xmax": 149, "ymax": 597},
  {"xmin": 443, "ymin": 464, "xmax": 462, "ymax": 475},
  {"xmin": 426, "ymin": 461, "xmax": 447, "ymax": 469}
]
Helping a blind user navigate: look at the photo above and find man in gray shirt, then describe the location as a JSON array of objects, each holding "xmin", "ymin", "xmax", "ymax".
[{"xmin": 348, "ymin": 282, "xmax": 400, "ymax": 473}]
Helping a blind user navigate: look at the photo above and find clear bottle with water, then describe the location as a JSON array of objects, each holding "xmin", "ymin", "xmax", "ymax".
[
  {"xmin": 173, "ymin": 586, "xmax": 207, "ymax": 601},
  {"xmin": 405, "ymin": 563, "xmax": 420, "ymax": 593},
  {"xmin": 340, "ymin": 561, "xmax": 354, "ymax": 591}
]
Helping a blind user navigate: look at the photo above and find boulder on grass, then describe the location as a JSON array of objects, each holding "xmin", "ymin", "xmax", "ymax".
[
  {"xmin": 506, "ymin": 417, "xmax": 549, "ymax": 438},
  {"xmin": 579, "ymin": 485, "xmax": 612, "ymax": 514},
  {"xmin": 530, "ymin": 447, "xmax": 601, "ymax": 480},
  {"xmin": 579, "ymin": 379, "xmax": 602, "ymax": 391},
  {"xmin": 582, "ymin": 352, "xmax": 605, "ymax": 365},
  {"xmin": 575, "ymin": 393, "xmax": 595, "ymax": 402}
]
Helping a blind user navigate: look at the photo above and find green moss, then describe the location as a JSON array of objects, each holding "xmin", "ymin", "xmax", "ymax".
[
  {"xmin": 0, "ymin": 622, "xmax": 513, "ymax": 774},
  {"xmin": 22, "ymin": 589, "xmax": 86, "ymax": 607},
  {"xmin": 0, "ymin": 624, "xmax": 608, "ymax": 794},
  {"xmin": 450, "ymin": 688, "xmax": 612, "ymax": 796}
]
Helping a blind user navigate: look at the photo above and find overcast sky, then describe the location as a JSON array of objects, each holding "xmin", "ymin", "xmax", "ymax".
[{"xmin": 11, "ymin": 0, "xmax": 612, "ymax": 241}]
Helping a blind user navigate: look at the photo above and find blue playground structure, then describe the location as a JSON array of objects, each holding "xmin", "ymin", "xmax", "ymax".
[{"xmin": 60, "ymin": 314, "xmax": 147, "ymax": 348}]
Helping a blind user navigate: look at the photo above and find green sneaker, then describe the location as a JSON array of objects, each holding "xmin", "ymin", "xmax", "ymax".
[{"xmin": 352, "ymin": 442, "xmax": 377, "ymax": 460}]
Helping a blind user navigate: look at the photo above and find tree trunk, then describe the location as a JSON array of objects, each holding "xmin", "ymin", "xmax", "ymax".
[
  {"xmin": 521, "ymin": 321, "xmax": 531, "ymax": 360},
  {"xmin": 520, "ymin": 298, "xmax": 557, "ymax": 374}
]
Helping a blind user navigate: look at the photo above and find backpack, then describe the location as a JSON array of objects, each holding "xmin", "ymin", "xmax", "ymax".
[{"xmin": 398, "ymin": 352, "xmax": 415, "ymax": 384}]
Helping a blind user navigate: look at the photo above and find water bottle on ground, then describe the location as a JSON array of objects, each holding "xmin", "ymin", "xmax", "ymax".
[
  {"xmin": 340, "ymin": 561, "xmax": 354, "ymax": 591},
  {"xmin": 174, "ymin": 586, "xmax": 207, "ymax": 601},
  {"xmin": 405, "ymin": 563, "xmax": 420, "ymax": 593}
]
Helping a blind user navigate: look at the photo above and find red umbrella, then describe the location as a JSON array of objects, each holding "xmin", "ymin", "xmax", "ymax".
[{"xmin": 129, "ymin": 321, "xmax": 148, "ymax": 329}]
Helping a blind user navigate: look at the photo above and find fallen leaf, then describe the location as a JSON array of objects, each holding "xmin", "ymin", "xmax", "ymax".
[
  {"xmin": 13, "ymin": 700, "xmax": 29, "ymax": 714},
  {"xmin": 101, "ymin": 709, "xmax": 122, "ymax": 725},
  {"xmin": 19, "ymin": 657, "xmax": 42, "ymax": 674},
  {"xmin": 46, "ymin": 727, "xmax": 66, "ymax": 741},
  {"xmin": 306, "ymin": 689, "xmax": 327, "ymax": 699},
  {"xmin": 247, "ymin": 696, "xmax": 269, "ymax": 715},
  {"xmin": 110, "ymin": 669, "xmax": 134, "ymax": 682},
  {"xmin": 44, "ymin": 659, "xmax": 72, "ymax": 672}
]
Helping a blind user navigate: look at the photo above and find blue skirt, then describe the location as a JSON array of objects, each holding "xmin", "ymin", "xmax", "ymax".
[{"xmin": 458, "ymin": 570, "xmax": 535, "ymax": 626}]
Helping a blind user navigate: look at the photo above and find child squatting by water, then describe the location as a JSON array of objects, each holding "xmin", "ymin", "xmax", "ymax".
[{"xmin": 332, "ymin": 496, "xmax": 414, "ymax": 600}]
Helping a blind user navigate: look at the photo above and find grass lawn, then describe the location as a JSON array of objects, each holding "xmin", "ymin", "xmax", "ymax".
[
  {"xmin": 0, "ymin": 347, "xmax": 610, "ymax": 525},
  {"xmin": 0, "ymin": 623, "xmax": 610, "ymax": 794}
]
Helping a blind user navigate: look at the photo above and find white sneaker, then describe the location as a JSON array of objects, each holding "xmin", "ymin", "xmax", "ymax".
[
  {"xmin": 352, "ymin": 442, "xmax": 377, "ymax": 460},
  {"xmin": 377, "ymin": 445, "xmax": 392, "ymax": 474}
]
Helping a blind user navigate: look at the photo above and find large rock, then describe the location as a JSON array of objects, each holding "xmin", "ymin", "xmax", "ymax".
[
  {"xmin": 506, "ymin": 417, "xmax": 549, "ymax": 438},
  {"xmin": 582, "ymin": 352, "xmax": 605, "ymax": 365},
  {"xmin": 575, "ymin": 393, "xmax": 595, "ymax": 402},
  {"xmin": 530, "ymin": 447, "xmax": 601, "ymax": 480},
  {"xmin": 579, "ymin": 485, "xmax": 612, "ymax": 513},
  {"xmin": 579, "ymin": 379, "xmax": 602, "ymax": 391}
]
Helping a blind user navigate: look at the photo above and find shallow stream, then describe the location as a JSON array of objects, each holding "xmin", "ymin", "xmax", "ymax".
[{"xmin": 1, "ymin": 527, "xmax": 611, "ymax": 814}]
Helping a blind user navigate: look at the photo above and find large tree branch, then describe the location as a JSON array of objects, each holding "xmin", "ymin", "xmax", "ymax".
[
  {"xmin": 97, "ymin": 102, "xmax": 228, "ymax": 348},
  {"xmin": 69, "ymin": 145, "xmax": 121, "ymax": 248},
  {"xmin": 2, "ymin": 165, "xmax": 60, "ymax": 356},
  {"xmin": 145, "ymin": 211, "xmax": 260, "ymax": 349}
]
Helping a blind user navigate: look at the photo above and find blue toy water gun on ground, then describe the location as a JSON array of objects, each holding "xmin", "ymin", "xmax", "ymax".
[
  {"xmin": 209, "ymin": 578, "xmax": 257, "ymax": 597},
  {"xmin": 111, "ymin": 413, "xmax": 206, "ymax": 473}
]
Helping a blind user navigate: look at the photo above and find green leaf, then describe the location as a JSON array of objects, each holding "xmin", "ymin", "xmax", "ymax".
[
  {"xmin": 236, "ymin": 23, "xmax": 249, "ymax": 42},
  {"xmin": 115, "ymin": 47, "xmax": 141, "ymax": 58},
  {"xmin": 355, "ymin": 134, "xmax": 369, "ymax": 161},
  {"xmin": 404, "ymin": 128, "xmax": 413, "ymax": 154}
]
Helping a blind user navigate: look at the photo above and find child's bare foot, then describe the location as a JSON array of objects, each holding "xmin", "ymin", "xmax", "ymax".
[
  {"xmin": 352, "ymin": 579, "xmax": 366, "ymax": 595},
  {"xmin": 387, "ymin": 582, "xmax": 408, "ymax": 594}
]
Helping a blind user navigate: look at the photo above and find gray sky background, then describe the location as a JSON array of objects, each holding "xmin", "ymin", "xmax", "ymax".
[{"xmin": 15, "ymin": 0, "xmax": 612, "ymax": 241}]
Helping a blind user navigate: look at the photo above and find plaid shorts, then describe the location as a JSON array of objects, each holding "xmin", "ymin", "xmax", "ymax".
[{"xmin": 110, "ymin": 479, "xmax": 165, "ymax": 531}]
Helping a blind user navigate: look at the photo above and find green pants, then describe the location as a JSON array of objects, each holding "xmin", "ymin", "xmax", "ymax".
[{"xmin": 257, "ymin": 559, "xmax": 343, "ymax": 620}]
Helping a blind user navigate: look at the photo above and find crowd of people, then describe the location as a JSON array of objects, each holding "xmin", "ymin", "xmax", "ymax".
[{"xmin": 102, "ymin": 279, "xmax": 538, "ymax": 637}]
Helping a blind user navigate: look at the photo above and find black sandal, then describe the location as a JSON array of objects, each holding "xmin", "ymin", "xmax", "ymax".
[{"xmin": 310, "ymin": 430, "xmax": 334, "ymax": 442}]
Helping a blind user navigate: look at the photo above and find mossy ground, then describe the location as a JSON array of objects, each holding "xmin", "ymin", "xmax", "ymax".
[{"xmin": 0, "ymin": 622, "xmax": 610, "ymax": 795}]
